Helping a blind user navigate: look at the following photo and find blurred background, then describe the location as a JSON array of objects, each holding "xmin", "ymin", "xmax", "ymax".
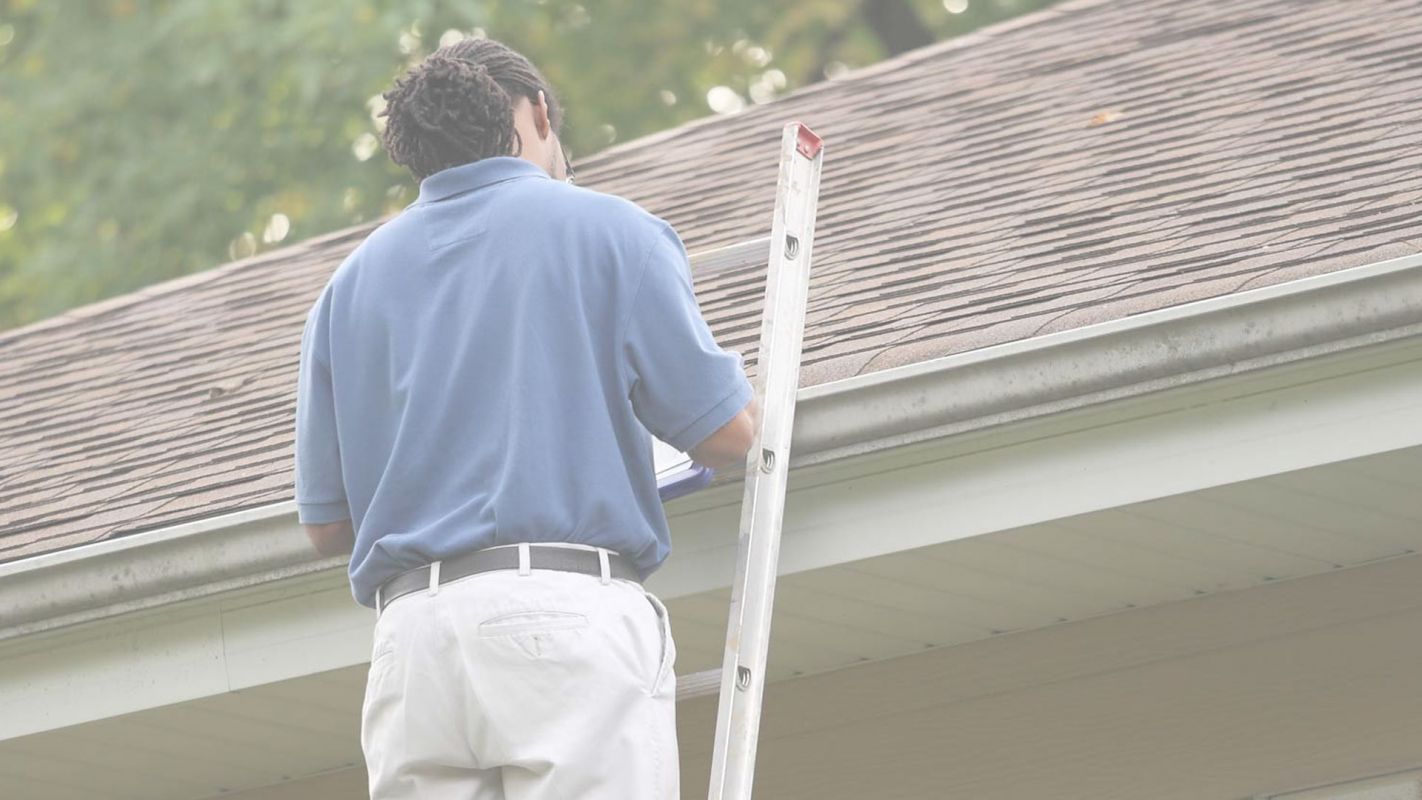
[{"xmin": 0, "ymin": 0, "xmax": 1056, "ymax": 333}]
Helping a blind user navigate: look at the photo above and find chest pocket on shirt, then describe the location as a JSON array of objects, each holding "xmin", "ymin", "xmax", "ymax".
[{"xmin": 422, "ymin": 202, "xmax": 489, "ymax": 253}]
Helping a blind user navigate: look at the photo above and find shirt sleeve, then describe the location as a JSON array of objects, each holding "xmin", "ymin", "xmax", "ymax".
[
  {"xmin": 294, "ymin": 289, "xmax": 351, "ymax": 524},
  {"xmin": 621, "ymin": 224, "xmax": 754, "ymax": 454}
]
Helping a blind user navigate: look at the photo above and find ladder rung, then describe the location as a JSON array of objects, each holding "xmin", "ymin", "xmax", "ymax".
[
  {"xmin": 677, "ymin": 668, "xmax": 723, "ymax": 701},
  {"xmin": 687, "ymin": 236, "xmax": 772, "ymax": 275}
]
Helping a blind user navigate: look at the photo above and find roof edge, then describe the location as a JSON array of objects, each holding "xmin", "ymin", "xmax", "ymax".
[
  {"xmin": 0, "ymin": 222, "xmax": 379, "ymax": 348},
  {"xmin": 3, "ymin": 249, "xmax": 1421, "ymax": 639},
  {"xmin": 0, "ymin": 0, "xmax": 1113, "ymax": 346},
  {"xmin": 575, "ymin": 0, "xmax": 1116, "ymax": 168}
]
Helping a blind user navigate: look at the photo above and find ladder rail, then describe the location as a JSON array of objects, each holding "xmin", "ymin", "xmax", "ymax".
[{"xmin": 705, "ymin": 122, "xmax": 825, "ymax": 800}]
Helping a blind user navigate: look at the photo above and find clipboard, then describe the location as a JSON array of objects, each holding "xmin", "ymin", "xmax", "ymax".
[{"xmin": 652, "ymin": 435, "xmax": 715, "ymax": 502}]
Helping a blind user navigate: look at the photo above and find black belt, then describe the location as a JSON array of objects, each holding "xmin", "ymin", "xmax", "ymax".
[{"xmin": 376, "ymin": 544, "xmax": 640, "ymax": 614}]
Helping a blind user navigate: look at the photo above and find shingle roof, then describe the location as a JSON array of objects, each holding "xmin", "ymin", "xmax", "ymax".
[{"xmin": 4, "ymin": 0, "xmax": 1421, "ymax": 563}]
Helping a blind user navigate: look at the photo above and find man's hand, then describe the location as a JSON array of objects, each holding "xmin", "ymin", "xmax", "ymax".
[{"xmin": 304, "ymin": 518, "xmax": 356, "ymax": 558}]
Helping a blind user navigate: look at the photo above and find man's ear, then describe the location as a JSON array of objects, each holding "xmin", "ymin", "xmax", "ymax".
[{"xmin": 534, "ymin": 90, "xmax": 553, "ymax": 139}]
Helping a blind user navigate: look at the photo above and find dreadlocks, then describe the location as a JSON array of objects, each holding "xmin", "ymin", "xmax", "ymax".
[{"xmin": 379, "ymin": 38, "xmax": 564, "ymax": 182}]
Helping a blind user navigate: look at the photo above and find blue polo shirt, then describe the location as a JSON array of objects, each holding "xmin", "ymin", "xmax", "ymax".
[{"xmin": 294, "ymin": 156, "xmax": 753, "ymax": 608}]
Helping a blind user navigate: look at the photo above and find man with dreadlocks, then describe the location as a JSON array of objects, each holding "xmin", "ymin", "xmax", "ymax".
[{"xmin": 294, "ymin": 36, "xmax": 755, "ymax": 800}]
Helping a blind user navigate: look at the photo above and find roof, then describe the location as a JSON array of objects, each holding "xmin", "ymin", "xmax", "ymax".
[{"xmin": 4, "ymin": 0, "xmax": 1422, "ymax": 563}]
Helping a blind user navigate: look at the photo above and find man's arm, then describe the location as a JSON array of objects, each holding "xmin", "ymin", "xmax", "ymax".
[
  {"xmin": 305, "ymin": 519, "xmax": 356, "ymax": 558},
  {"xmin": 295, "ymin": 285, "xmax": 354, "ymax": 556},
  {"xmin": 689, "ymin": 393, "xmax": 758, "ymax": 470},
  {"xmin": 624, "ymin": 225, "xmax": 758, "ymax": 468}
]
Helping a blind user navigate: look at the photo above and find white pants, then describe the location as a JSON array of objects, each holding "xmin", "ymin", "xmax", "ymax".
[{"xmin": 361, "ymin": 546, "xmax": 679, "ymax": 799}]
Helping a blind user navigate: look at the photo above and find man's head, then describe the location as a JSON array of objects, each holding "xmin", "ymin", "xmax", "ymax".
[{"xmin": 379, "ymin": 38, "xmax": 572, "ymax": 183}]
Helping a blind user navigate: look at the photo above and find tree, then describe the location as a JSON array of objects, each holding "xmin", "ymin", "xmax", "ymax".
[{"xmin": 0, "ymin": 0, "xmax": 1054, "ymax": 332}]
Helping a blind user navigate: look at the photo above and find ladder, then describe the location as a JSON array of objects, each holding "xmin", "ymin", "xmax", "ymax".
[{"xmin": 661, "ymin": 121, "xmax": 825, "ymax": 800}]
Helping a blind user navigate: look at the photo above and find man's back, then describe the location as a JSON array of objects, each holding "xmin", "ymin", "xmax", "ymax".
[
  {"xmin": 295, "ymin": 156, "xmax": 752, "ymax": 609},
  {"xmin": 296, "ymin": 39, "xmax": 749, "ymax": 798}
]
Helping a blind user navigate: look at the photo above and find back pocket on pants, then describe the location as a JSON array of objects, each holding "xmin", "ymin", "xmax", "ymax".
[{"xmin": 476, "ymin": 610, "xmax": 589, "ymax": 637}]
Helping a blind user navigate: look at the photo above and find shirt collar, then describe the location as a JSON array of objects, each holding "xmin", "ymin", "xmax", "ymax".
[{"xmin": 416, "ymin": 156, "xmax": 548, "ymax": 203}]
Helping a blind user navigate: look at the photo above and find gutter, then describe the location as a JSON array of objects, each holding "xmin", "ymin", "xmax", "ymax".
[
  {"xmin": 3, "ymin": 250, "xmax": 1420, "ymax": 640},
  {"xmin": 794, "ymin": 251, "xmax": 1422, "ymax": 466},
  {"xmin": 0, "ymin": 502, "xmax": 347, "ymax": 639}
]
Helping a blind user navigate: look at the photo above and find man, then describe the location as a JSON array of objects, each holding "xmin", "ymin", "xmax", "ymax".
[{"xmin": 294, "ymin": 37, "xmax": 757, "ymax": 799}]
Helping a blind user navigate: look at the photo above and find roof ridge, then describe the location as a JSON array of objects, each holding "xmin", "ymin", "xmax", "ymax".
[{"xmin": 575, "ymin": 0, "xmax": 1122, "ymax": 167}]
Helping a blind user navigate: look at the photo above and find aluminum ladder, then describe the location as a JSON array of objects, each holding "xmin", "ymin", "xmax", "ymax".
[{"xmin": 674, "ymin": 121, "xmax": 825, "ymax": 800}]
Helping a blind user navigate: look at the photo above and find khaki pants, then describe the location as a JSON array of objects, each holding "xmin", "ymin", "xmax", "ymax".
[{"xmin": 361, "ymin": 547, "xmax": 679, "ymax": 799}]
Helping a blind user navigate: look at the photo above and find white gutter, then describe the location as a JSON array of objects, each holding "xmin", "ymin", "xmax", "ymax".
[
  {"xmin": 794, "ymin": 251, "xmax": 1422, "ymax": 466},
  {"xmin": 3, "ymin": 250, "xmax": 1420, "ymax": 639},
  {"xmin": 0, "ymin": 502, "xmax": 348, "ymax": 638}
]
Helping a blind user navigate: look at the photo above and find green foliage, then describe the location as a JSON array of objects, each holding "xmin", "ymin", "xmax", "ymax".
[{"xmin": 0, "ymin": 0, "xmax": 1053, "ymax": 332}]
